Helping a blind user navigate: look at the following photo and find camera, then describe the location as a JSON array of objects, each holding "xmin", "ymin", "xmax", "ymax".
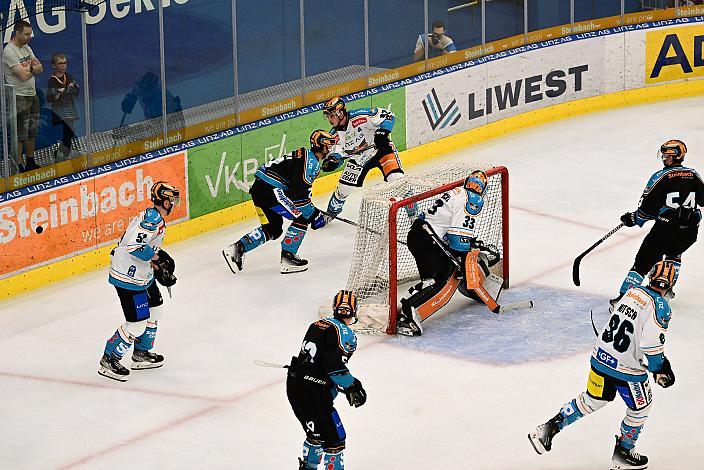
[{"xmin": 429, "ymin": 33, "xmax": 441, "ymax": 46}]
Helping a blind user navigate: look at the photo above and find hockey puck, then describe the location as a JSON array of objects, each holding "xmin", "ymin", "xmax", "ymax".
[{"xmin": 35, "ymin": 226, "xmax": 44, "ymax": 234}]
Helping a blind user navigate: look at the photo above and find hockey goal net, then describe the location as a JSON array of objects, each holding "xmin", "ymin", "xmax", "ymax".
[{"xmin": 345, "ymin": 162, "xmax": 508, "ymax": 334}]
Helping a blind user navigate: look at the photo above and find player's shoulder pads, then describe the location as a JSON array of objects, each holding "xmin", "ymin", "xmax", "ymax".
[
  {"xmin": 327, "ymin": 318, "xmax": 358, "ymax": 355},
  {"xmin": 303, "ymin": 149, "xmax": 321, "ymax": 185},
  {"xmin": 348, "ymin": 108, "xmax": 373, "ymax": 118},
  {"xmin": 644, "ymin": 167, "xmax": 674, "ymax": 192},
  {"xmin": 141, "ymin": 207, "xmax": 163, "ymax": 231},
  {"xmin": 642, "ymin": 286, "xmax": 672, "ymax": 329}
]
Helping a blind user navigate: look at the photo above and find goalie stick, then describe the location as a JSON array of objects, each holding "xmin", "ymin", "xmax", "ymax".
[
  {"xmin": 572, "ymin": 223, "xmax": 624, "ymax": 286},
  {"xmin": 420, "ymin": 223, "xmax": 533, "ymax": 313}
]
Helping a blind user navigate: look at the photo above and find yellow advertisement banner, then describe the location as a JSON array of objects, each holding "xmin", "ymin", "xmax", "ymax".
[
  {"xmin": 646, "ymin": 25, "xmax": 704, "ymax": 84},
  {"xmin": 0, "ymin": 152, "xmax": 187, "ymax": 278}
]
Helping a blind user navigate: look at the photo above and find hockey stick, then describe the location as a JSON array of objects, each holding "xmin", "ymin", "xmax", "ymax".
[
  {"xmin": 344, "ymin": 144, "xmax": 375, "ymax": 156},
  {"xmin": 321, "ymin": 210, "xmax": 409, "ymax": 246},
  {"xmin": 572, "ymin": 223, "xmax": 624, "ymax": 287},
  {"xmin": 498, "ymin": 300, "xmax": 534, "ymax": 313},
  {"xmin": 590, "ymin": 310, "xmax": 598, "ymax": 336},
  {"xmin": 254, "ymin": 360, "xmax": 288, "ymax": 369}
]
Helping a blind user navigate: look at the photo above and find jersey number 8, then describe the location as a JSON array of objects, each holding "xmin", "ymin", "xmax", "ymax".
[{"xmin": 601, "ymin": 314, "xmax": 634, "ymax": 353}]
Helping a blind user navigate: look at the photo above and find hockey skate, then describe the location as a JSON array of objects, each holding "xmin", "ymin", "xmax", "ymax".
[
  {"xmin": 611, "ymin": 436, "xmax": 648, "ymax": 470},
  {"xmin": 98, "ymin": 354, "xmax": 130, "ymax": 382},
  {"xmin": 527, "ymin": 414, "xmax": 562, "ymax": 454},
  {"xmin": 396, "ymin": 300, "xmax": 423, "ymax": 337},
  {"xmin": 131, "ymin": 349, "xmax": 165, "ymax": 370},
  {"xmin": 281, "ymin": 250, "xmax": 308, "ymax": 274},
  {"xmin": 222, "ymin": 241, "xmax": 245, "ymax": 274}
]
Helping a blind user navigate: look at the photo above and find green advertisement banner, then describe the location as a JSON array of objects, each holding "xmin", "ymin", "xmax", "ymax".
[{"xmin": 187, "ymin": 88, "xmax": 406, "ymax": 219}]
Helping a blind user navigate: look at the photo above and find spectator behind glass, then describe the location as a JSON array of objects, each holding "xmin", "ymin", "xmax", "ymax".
[
  {"xmin": 2, "ymin": 19, "xmax": 43, "ymax": 172},
  {"xmin": 47, "ymin": 53, "xmax": 79, "ymax": 162},
  {"xmin": 413, "ymin": 20, "xmax": 457, "ymax": 62}
]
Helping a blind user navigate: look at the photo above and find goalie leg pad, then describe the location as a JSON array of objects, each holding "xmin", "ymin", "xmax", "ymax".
[{"xmin": 402, "ymin": 270, "xmax": 460, "ymax": 322}]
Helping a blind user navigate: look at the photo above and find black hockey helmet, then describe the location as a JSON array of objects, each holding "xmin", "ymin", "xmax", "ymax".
[
  {"xmin": 310, "ymin": 130, "xmax": 337, "ymax": 154},
  {"xmin": 332, "ymin": 289, "xmax": 358, "ymax": 324},
  {"xmin": 659, "ymin": 139, "xmax": 687, "ymax": 164},
  {"xmin": 323, "ymin": 96, "xmax": 346, "ymax": 116},
  {"xmin": 151, "ymin": 181, "xmax": 180, "ymax": 214},
  {"xmin": 648, "ymin": 260, "xmax": 677, "ymax": 292},
  {"xmin": 464, "ymin": 170, "xmax": 488, "ymax": 196}
]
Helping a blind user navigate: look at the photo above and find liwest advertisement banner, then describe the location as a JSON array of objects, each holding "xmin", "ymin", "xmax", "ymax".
[
  {"xmin": 186, "ymin": 90, "xmax": 406, "ymax": 219},
  {"xmin": 0, "ymin": 152, "xmax": 188, "ymax": 278}
]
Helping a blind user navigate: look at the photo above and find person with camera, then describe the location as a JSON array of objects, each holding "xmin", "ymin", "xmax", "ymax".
[{"xmin": 413, "ymin": 20, "xmax": 457, "ymax": 61}]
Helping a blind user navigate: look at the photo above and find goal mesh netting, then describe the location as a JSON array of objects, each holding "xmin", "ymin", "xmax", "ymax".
[{"xmin": 345, "ymin": 162, "xmax": 508, "ymax": 334}]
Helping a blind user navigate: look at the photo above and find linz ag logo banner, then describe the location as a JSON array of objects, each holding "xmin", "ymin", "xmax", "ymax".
[{"xmin": 646, "ymin": 25, "xmax": 704, "ymax": 84}]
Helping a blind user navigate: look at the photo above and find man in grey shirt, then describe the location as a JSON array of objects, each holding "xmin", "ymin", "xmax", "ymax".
[{"xmin": 3, "ymin": 20, "xmax": 43, "ymax": 172}]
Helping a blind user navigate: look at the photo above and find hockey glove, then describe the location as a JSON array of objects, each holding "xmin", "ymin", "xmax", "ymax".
[
  {"xmin": 322, "ymin": 153, "xmax": 344, "ymax": 172},
  {"xmin": 153, "ymin": 249, "xmax": 177, "ymax": 287},
  {"xmin": 373, "ymin": 128, "xmax": 391, "ymax": 149},
  {"xmin": 620, "ymin": 212, "xmax": 637, "ymax": 227},
  {"xmin": 653, "ymin": 356, "xmax": 675, "ymax": 388},
  {"xmin": 344, "ymin": 378, "xmax": 367, "ymax": 407},
  {"xmin": 310, "ymin": 208, "xmax": 327, "ymax": 230}
]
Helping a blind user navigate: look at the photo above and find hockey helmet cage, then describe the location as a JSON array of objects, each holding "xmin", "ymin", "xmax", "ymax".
[
  {"xmin": 659, "ymin": 139, "xmax": 687, "ymax": 163},
  {"xmin": 151, "ymin": 181, "xmax": 180, "ymax": 207},
  {"xmin": 332, "ymin": 289, "xmax": 358, "ymax": 324},
  {"xmin": 310, "ymin": 130, "xmax": 337, "ymax": 153},
  {"xmin": 464, "ymin": 170, "xmax": 488, "ymax": 196},
  {"xmin": 648, "ymin": 260, "xmax": 677, "ymax": 292},
  {"xmin": 323, "ymin": 96, "xmax": 346, "ymax": 116}
]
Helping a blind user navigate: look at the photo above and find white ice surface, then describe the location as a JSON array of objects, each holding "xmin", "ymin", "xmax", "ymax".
[{"xmin": 2, "ymin": 96, "xmax": 704, "ymax": 469}]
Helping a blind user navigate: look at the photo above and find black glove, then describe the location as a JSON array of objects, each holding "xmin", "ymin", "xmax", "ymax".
[
  {"xmin": 474, "ymin": 240, "xmax": 501, "ymax": 267},
  {"xmin": 310, "ymin": 208, "xmax": 327, "ymax": 230},
  {"xmin": 373, "ymin": 128, "xmax": 390, "ymax": 149},
  {"xmin": 153, "ymin": 249, "xmax": 177, "ymax": 287},
  {"xmin": 620, "ymin": 212, "xmax": 637, "ymax": 227},
  {"xmin": 322, "ymin": 153, "xmax": 343, "ymax": 172},
  {"xmin": 653, "ymin": 356, "xmax": 675, "ymax": 388},
  {"xmin": 344, "ymin": 378, "xmax": 367, "ymax": 407}
]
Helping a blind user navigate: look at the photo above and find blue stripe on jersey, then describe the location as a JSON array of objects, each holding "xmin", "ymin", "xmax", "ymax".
[
  {"xmin": 348, "ymin": 108, "xmax": 374, "ymax": 118},
  {"xmin": 645, "ymin": 352, "xmax": 665, "ymax": 372},
  {"xmin": 643, "ymin": 165, "xmax": 692, "ymax": 193},
  {"xmin": 325, "ymin": 318, "xmax": 358, "ymax": 354},
  {"xmin": 109, "ymin": 274, "xmax": 154, "ymax": 290},
  {"xmin": 255, "ymin": 170, "xmax": 288, "ymax": 190},
  {"xmin": 303, "ymin": 149, "xmax": 321, "ymax": 186},
  {"xmin": 129, "ymin": 244, "xmax": 155, "ymax": 261},
  {"xmin": 590, "ymin": 357, "xmax": 648, "ymax": 381},
  {"xmin": 140, "ymin": 207, "xmax": 163, "ymax": 231},
  {"xmin": 445, "ymin": 232, "xmax": 471, "ymax": 252},
  {"xmin": 329, "ymin": 370, "xmax": 354, "ymax": 389},
  {"xmin": 639, "ymin": 286, "xmax": 671, "ymax": 329}
]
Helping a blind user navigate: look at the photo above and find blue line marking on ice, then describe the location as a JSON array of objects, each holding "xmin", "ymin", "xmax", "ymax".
[{"xmin": 387, "ymin": 284, "xmax": 611, "ymax": 365}]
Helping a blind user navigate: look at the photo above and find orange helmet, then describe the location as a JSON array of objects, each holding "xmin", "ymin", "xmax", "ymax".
[
  {"xmin": 310, "ymin": 129, "xmax": 337, "ymax": 152},
  {"xmin": 659, "ymin": 139, "xmax": 687, "ymax": 164},
  {"xmin": 323, "ymin": 96, "xmax": 346, "ymax": 116},
  {"xmin": 332, "ymin": 289, "xmax": 358, "ymax": 324}
]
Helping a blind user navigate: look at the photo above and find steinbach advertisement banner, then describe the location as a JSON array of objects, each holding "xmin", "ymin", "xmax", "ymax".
[
  {"xmin": 0, "ymin": 152, "xmax": 188, "ymax": 279},
  {"xmin": 186, "ymin": 89, "xmax": 406, "ymax": 219},
  {"xmin": 405, "ymin": 35, "xmax": 623, "ymax": 148}
]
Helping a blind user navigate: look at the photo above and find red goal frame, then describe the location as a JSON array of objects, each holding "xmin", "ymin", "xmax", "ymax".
[{"xmin": 386, "ymin": 166, "xmax": 509, "ymax": 334}]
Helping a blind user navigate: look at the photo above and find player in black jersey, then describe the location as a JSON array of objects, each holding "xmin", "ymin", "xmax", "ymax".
[
  {"xmin": 222, "ymin": 130, "xmax": 336, "ymax": 274},
  {"xmin": 287, "ymin": 290, "xmax": 366, "ymax": 470},
  {"xmin": 612, "ymin": 139, "xmax": 704, "ymax": 307}
]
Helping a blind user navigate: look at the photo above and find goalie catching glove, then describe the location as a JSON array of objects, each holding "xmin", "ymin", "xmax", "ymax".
[
  {"xmin": 653, "ymin": 356, "xmax": 675, "ymax": 388},
  {"xmin": 343, "ymin": 378, "xmax": 367, "ymax": 407},
  {"xmin": 153, "ymin": 249, "xmax": 177, "ymax": 287}
]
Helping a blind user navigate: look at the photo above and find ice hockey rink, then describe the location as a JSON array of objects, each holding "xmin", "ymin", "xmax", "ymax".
[{"xmin": 2, "ymin": 96, "xmax": 704, "ymax": 469}]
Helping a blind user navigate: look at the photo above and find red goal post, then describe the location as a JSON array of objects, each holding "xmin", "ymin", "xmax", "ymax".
[{"xmin": 344, "ymin": 164, "xmax": 509, "ymax": 335}]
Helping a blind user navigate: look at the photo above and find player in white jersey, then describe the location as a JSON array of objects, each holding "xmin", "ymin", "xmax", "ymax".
[
  {"xmin": 397, "ymin": 171, "xmax": 501, "ymax": 336},
  {"xmin": 320, "ymin": 96, "xmax": 407, "ymax": 222},
  {"xmin": 528, "ymin": 260, "xmax": 678, "ymax": 470},
  {"xmin": 98, "ymin": 181, "xmax": 180, "ymax": 382}
]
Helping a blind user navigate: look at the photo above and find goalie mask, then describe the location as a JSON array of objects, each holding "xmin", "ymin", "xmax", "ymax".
[
  {"xmin": 658, "ymin": 139, "xmax": 687, "ymax": 166},
  {"xmin": 332, "ymin": 289, "xmax": 358, "ymax": 324},
  {"xmin": 464, "ymin": 170, "xmax": 487, "ymax": 196},
  {"xmin": 151, "ymin": 181, "xmax": 180, "ymax": 215},
  {"xmin": 648, "ymin": 260, "xmax": 677, "ymax": 292}
]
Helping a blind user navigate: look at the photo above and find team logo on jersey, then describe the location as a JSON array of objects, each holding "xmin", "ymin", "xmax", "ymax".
[
  {"xmin": 595, "ymin": 347, "xmax": 618, "ymax": 369},
  {"xmin": 422, "ymin": 88, "xmax": 461, "ymax": 130}
]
